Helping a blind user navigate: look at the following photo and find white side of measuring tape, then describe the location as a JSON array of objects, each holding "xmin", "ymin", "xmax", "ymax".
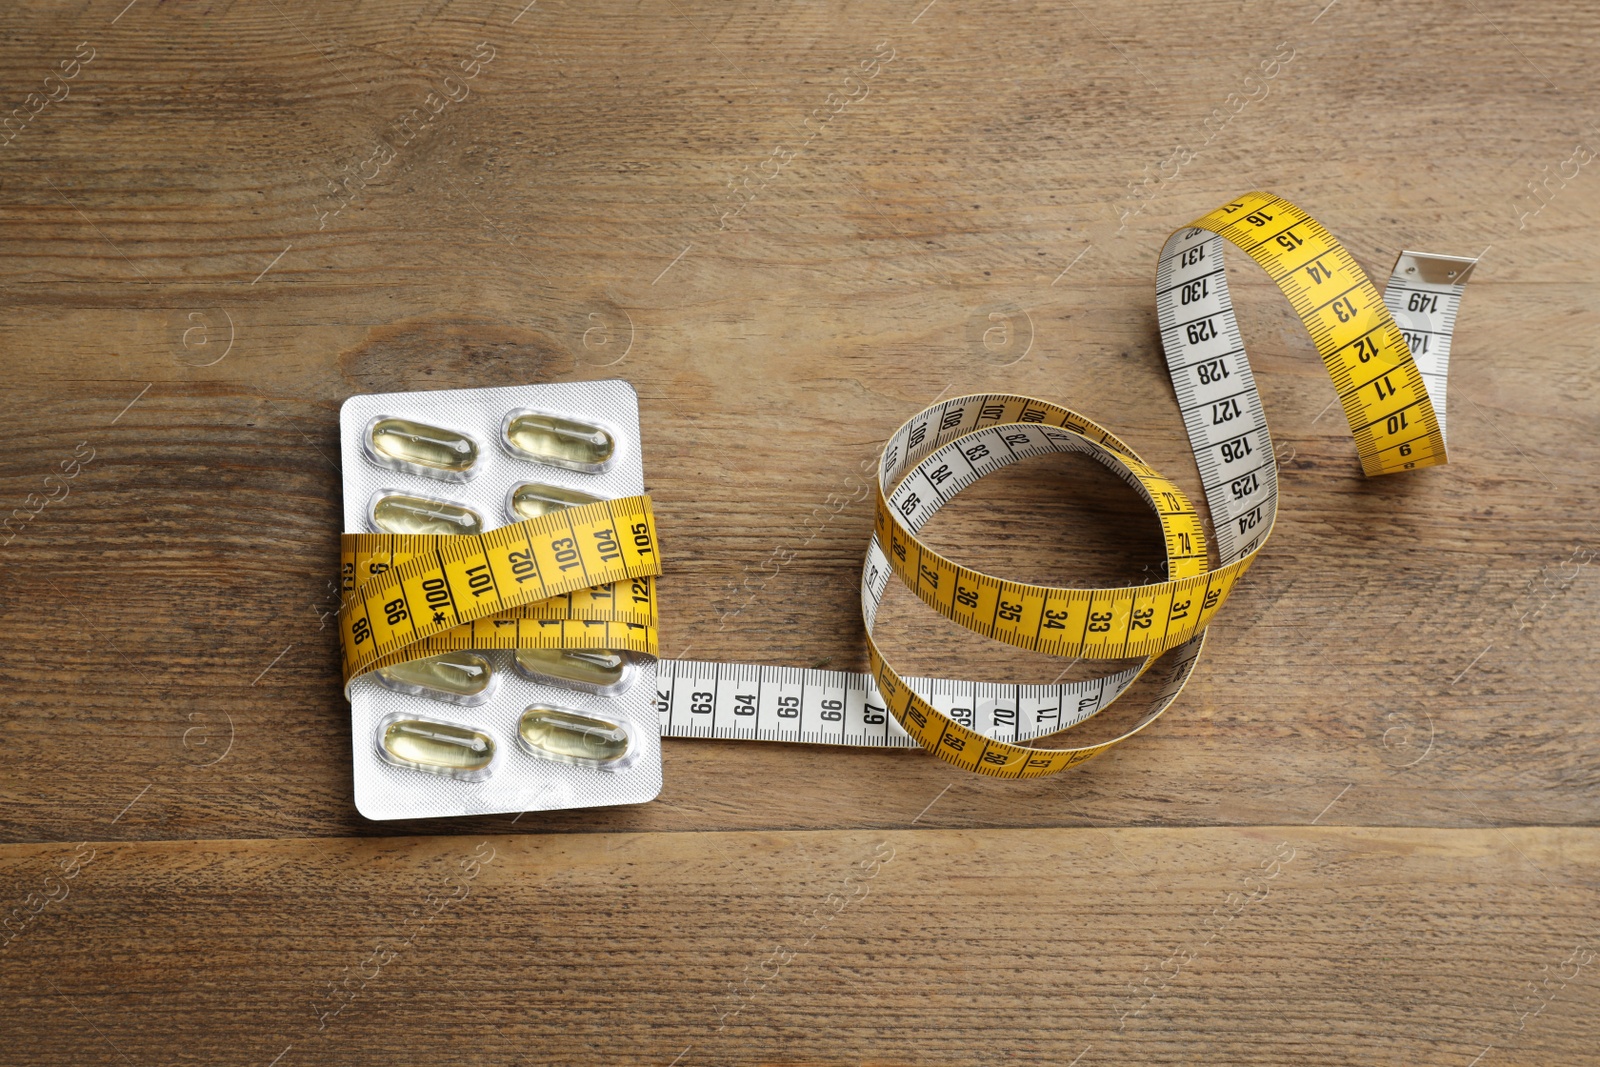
[{"xmin": 1383, "ymin": 252, "xmax": 1475, "ymax": 447}]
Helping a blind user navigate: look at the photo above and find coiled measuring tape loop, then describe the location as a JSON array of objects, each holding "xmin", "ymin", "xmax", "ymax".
[
  {"xmin": 338, "ymin": 496, "xmax": 663, "ymax": 693},
  {"xmin": 861, "ymin": 394, "xmax": 1219, "ymax": 777},
  {"xmin": 657, "ymin": 191, "xmax": 1475, "ymax": 778}
]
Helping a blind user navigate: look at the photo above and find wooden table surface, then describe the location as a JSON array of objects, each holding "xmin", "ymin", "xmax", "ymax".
[{"xmin": 2, "ymin": 0, "xmax": 1597, "ymax": 1063}]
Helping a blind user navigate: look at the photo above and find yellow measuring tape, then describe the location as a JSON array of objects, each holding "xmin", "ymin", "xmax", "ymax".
[
  {"xmin": 340, "ymin": 191, "xmax": 1474, "ymax": 778},
  {"xmin": 339, "ymin": 498, "xmax": 662, "ymax": 686}
]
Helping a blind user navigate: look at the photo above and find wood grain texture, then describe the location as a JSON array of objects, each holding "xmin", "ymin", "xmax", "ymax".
[
  {"xmin": 0, "ymin": 0, "xmax": 1596, "ymax": 1061},
  {"xmin": 2, "ymin": 827, "xmax": 1597, "ymax": 1066}
]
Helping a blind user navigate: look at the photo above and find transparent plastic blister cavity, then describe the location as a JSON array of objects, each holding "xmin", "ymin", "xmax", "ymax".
[{"xmin": 339, "ymin": 381, "xmax": 661, "ymax": 821}]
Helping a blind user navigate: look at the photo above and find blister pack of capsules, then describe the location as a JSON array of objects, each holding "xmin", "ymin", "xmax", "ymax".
[{"xmin": 339, "ymin": 381, "xmax": 661, "ymax": 820}]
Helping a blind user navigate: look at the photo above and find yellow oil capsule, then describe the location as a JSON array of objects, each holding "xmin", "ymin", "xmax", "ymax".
[
  {"xmin": 506, "ymin": 482, "xmax": 603, "ymax": 522},
  {"xmin": 502, "ymin": 410, "xmax": 616, "ymax": 472},
  {"xmin": 370, "ymin": 493, "xmax": 483, "ymax": 536},
  {"xmin": 365, "ymin": 416, "xmax": 479, "ymax": 480},
  {"xmin": 374, "ymin": 651, "xmax": 495, "ymax": 706},
  {"xmin": 513, "ymin": 648, "xmax": 636, "ymax": 696},
  {"xmin": 517, "ymin": 705, "xmax": 635, "ymax": 770},
  {"xmin": 377, "ymin": 715, "xmax": 496, "ymax": 780}
]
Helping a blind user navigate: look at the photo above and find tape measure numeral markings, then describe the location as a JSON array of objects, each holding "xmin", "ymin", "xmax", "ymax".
[
  {"xmin": 874, "ymin": 418, "xmax": 1215, "ymax": 660},
  {"xmin": 338, "ymin": 496, "xmax": 663, "ymax": 686},
  {"xmin": 659, "ymin": 192, "xmax": 1475, "ymax": 778},
  {"xmin": 345, "ymin": 537, "xmax": 658, "ymax": 625},
  {"xmin": 657, "ymin": 659, "xmax": 1147, "ymax": 748},
  {"xmin": 336, "ymin": 192, "xmax": 1476, "ymax": 781},
  {"xmin": 843, "ymin": 390, "xmax": 1218, "ymax": 777},
  {"xmin": 1380, "ymin": 250, "xmax": 1476, "ymax": 445}
]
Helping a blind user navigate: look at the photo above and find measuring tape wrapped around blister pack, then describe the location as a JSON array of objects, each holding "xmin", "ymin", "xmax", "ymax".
[{"xmin": 337, "ymin": 192, "xmax": 1474, "ymax": 815}]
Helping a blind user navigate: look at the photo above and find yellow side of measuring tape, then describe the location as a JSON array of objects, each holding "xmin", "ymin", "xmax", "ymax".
[
  {"xmin": 339, "ymin": 497, "xmax": 662, "ymax": 687},
  {"xmin": 342, "ymin": 192, "xmax": 1473, "ymax": 778},
  {"xmin": 1203, "ymin": 192, "xmax": 1447, "ymax": 476}
]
